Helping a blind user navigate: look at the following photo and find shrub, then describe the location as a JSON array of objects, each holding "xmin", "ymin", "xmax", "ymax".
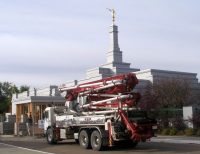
[
  {"xmin": 176, "ymin": 130, "xmax": 185, "ymax": 136},
  {"xmin": 196, "ymin": 129, "xmax": 200, "ymax": 136},
  {"xmin": 169, "ymin": 128, "xmax": 177, "ymax": 136},
  {"xmin": 184, "ymin": 128, "xmax": 194, "ymax": 136},
  {"xmin": 156, "ymin": 129, "xmax": 162, "ymax": 135},
  {"xmin": 171, "ymin": 117, "xmax": 186, "ymax": 130},
  {"xmin": 161, "ymin": 128, "xmax": 170, "ymax": 135}
]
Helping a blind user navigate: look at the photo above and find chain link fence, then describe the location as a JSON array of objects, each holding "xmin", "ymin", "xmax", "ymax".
[
  {"xmin": 15, "ymin": 116, "xmax": 44, "ymax": 137},
  {"xmin": 0, "ymin": 115, "xmax": 44, "ymax": 137}
]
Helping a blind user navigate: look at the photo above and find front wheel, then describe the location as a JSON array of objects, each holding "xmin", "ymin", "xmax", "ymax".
[
  {"xmin": 46, "ymin": 128, "xmax": 57, "ymax": 144},
  {"xmin": 91, "ymin": 130, "xmax": 103, "ymax": 151}
]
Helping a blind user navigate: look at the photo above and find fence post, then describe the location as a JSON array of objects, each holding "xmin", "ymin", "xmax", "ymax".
[{"xmin": 32, "ymin": 103, "xmax": 35, "ymax": 137}]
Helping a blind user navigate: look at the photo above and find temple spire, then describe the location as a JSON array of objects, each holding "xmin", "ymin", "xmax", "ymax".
[
  {"xmin": 85, "ymin": 9, "xmax": 140, "ymax": 79},
  {"xmin": 107, "ymin": 8, "xmax": 116, "ymax": 25},
  {"xmin": 106, "ymin": 9, "xmax": 122, "ymax": 63}
]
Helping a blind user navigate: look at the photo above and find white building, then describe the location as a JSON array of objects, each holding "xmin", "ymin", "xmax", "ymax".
[{"xmin": 12, "ymin": 86, "xmax": 65, "ymax": 124}]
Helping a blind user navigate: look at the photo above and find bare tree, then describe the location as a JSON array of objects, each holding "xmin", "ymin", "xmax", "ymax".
[
  {"xmin": 140, "ymin": 78, "xmax": 192, "ymax": 110},
  {"xmin": 139, "ymin": 78, "xmax": 192, "ymax": 128}
]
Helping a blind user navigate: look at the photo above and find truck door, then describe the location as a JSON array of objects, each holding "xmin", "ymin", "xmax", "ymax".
[{"xmin": 44, "ymin": 109, "xmax": 51, "ymax": 133}]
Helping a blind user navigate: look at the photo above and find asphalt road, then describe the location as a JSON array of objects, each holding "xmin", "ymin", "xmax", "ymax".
[
  {"xmin": 0, "ymin": 138, "xmax": 200, "ymax": 154},
  {"xmin": 0, "ymin": 143, "xmax": 52, "ymax": 154}
]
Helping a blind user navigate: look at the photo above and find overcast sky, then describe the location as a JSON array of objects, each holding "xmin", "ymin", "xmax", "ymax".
[{"xmin": 0, "ymin": 0, "xmax": 200, "ymax": 87}]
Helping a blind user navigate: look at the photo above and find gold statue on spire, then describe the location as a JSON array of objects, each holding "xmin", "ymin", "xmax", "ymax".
[{"xmin": 107, "ymin": 8, "xmax": 116, "ymax": 24}]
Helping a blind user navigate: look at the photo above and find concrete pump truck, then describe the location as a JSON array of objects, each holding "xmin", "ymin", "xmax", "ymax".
[{"xmin": 43, "ymin": 73, "xmax": 157, "ymax": 151}]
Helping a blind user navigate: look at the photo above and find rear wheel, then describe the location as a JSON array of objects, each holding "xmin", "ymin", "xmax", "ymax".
[
  {"xmin": 91, "ymin": 130, "xmax": 103, "ymax": 151},
  {"xmin": 79, "ymin": 130, "xmax": 91, "ymax": 149},
  {"xmin": 46, "ymin": 128, "xmax": 57, "ymax": 144}
]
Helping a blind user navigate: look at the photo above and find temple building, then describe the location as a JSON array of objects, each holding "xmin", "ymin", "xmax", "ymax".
[{"xmin": 63, "ymin": 13, "xmax": 200, "ymax": 98}]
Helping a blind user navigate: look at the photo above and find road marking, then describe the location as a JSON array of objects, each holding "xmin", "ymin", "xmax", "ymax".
[{"xmin": 0, "ymin": 142, "xmax": 55, "ymax": 154}]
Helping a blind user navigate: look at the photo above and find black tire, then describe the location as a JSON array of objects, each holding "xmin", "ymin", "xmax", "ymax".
[
  {"xmin": 91, "ymin": 130, "xmax": 103, "ymax": 151},
  {"xmin": 46, "ymin": 128, "xmax": 57, "ymax": 144},
  {"xmin": 79, "ymin": 130, "xmax": 91, "ymax": 149}
]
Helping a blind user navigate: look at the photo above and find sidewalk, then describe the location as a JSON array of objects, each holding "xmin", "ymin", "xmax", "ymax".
[{"xmin": 151, "ymin": 135, "xmax": 200, "ymax": 144}]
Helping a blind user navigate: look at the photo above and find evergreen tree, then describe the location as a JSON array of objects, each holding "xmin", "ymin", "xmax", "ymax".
[{"xmin": 0, "ymin": 82, "xmax": 29, "ymax": 114}]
